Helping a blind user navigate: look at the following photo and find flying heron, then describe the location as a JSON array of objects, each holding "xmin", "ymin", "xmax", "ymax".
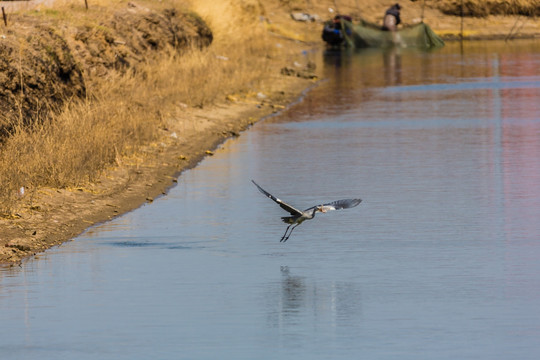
[{"xmin": 252, "ymin": 180, "xmax": 362, "ymax": 242}]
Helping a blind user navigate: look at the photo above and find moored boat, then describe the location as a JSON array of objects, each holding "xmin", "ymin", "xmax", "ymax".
[{"xmin": 322, "ymin": 15, "xmax": 444, "ymax": 48}]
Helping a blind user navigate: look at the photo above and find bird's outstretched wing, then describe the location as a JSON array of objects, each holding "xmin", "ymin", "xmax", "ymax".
[
  {"xmin": 306, "ymin": 198, "xmax": 362, "ymax": 212},
  {"xmin": 252, "ymin": 180, "xmax": 303, "ymax": 216}
]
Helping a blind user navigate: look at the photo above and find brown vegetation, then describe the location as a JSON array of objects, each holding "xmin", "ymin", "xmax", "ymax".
[
  {"xmin": 0, "ymin": 2, "xmax": 213, "ymax": 136},
  {"xmin": 433, "ymin": 0, "xmax": 540, "ymax": 17},
  {"xmin": 0, "ymin": 24, "xmax": 85, "ymax": 134},
  {"xmin": 0, "ymin": 0, "xmax": 275, "ymax": 215}
]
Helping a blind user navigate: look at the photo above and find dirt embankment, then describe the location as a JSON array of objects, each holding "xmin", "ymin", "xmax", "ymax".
[
  {"xmin": 433, "ymin": 0, "xmax": 540, "ymax": 17},
  {"xmin": 0, "ymin": 2, "xmax": 212, "ymax": 136},
  {"xmin": 0, "ymin": 0, "xmax": 318, "ymax": 265},
  {"xmin": 0, "ymin": 2, "xmax": 216, "ymax": 263}
]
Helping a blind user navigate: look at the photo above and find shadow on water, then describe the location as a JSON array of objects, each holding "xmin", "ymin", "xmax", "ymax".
[{"xmin": 104, "ymin": 238, "xmax": 206, "ymax": 250}]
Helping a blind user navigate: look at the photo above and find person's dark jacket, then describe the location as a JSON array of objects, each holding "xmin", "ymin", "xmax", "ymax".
[{"xmin": 385, "ymin": 5, "xmax": 401, "ymax": 25}]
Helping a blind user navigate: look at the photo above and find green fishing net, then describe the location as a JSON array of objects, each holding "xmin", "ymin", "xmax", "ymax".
[{"xmin": 326, "ymin": 18, "xmax": 445, "ymax": 48}]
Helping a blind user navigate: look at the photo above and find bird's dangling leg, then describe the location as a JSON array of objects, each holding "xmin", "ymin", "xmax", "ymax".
[
  {"xmin": 281, "ymin": 223, "xmax": 300, "ymax": 243},
  {"xmin": 280, "ymin": 224, "xmax": 292, "ymax": 242}
]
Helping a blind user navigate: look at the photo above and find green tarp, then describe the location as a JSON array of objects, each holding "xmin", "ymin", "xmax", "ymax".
[{"xmin": 339, "ymin": 19, "xmax": 445, "ymax": 49}]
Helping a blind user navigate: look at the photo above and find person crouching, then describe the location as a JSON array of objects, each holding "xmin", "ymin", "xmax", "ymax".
[{"xmin": 382, "ymin": 3, "xmax": 401, "ymax": 31}]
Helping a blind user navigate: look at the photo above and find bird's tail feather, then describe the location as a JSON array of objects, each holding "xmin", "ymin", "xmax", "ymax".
[{"xmin": 281, "ymin": 216, "xmax": 295, "ymax": 224}]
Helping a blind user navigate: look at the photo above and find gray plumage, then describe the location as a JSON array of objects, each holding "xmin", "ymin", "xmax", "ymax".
[{"xmin": 252, "ymin": 180, "xmax": 362, "ymax": 242}]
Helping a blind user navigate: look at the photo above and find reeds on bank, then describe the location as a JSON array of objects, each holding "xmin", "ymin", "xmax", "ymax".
[{"xmin": 0, "ymin": 0, "xmax": 276, "ymax": 214}]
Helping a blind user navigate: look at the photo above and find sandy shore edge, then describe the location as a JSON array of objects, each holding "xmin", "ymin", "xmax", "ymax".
[{"xmin": 0, "ymin": 74, "xmax": 316, "ymax": 266}]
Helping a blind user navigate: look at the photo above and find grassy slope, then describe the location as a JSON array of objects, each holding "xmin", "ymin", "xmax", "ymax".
[{"xmin": 0, "ymin": 0, "xmax": 283, "ymax": 214}]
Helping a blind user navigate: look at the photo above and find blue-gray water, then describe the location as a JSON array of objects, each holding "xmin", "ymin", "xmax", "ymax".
[{"xmin": 1, "ymin": 41, "xmax": 540, "ymax": 359}]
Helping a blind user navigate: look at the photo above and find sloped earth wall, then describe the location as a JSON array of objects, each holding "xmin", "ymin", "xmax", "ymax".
[
  {"xmin": 433, "ymin": 0, "xmax": 540, "ymax": 17},
  {"xmin": 0, "ymin": 3, "xmax": 212, "ymax": 137}
]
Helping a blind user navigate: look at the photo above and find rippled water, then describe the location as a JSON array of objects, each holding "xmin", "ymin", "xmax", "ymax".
[{"xmin": 1, "ymin": 40, "xmax": 540, "ymax": 359}]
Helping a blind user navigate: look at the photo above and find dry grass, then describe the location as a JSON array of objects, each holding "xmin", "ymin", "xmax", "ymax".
[
  {"xmin": 0, "ymin": 0, "xmax": 281, "ymax": 214},
  {"xmin": 435, "ymin": 0, "xmax": 540, "ymax": 17},
  {"xmin": 0, "ymin": 69, "xmax": 158, "ymax": 210}
]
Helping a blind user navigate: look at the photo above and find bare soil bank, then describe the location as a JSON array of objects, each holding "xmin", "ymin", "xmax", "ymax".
[
  {"xmin": 1, "ymin": 0, "xmax": 539, "ymax": 265},
  {"xmin": 0, "ymin": 78, "xmax": 312, "ymax": 264},
  {"xmin": 0, "ymin": 2, "xmax": 212, "ymax": 135}
]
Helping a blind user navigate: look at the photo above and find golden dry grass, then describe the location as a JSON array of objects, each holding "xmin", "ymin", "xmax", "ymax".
[
  {"xmin": 0, "ymin": 0, "xmax": 281, "ymax": 214},
  {"xmin": 435, "ymin": 0, "xmax": 540, "ymax": 17}
]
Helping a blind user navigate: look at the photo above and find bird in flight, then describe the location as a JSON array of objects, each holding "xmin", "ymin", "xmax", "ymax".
[{"xmin": 252, "ymin": 180, "xmax": 362, "ymax": 242}]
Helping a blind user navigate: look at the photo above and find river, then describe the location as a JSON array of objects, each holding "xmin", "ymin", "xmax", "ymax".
[{"xmin": 1, "ymin": 40, "xmax": 540, "ymax": 359}]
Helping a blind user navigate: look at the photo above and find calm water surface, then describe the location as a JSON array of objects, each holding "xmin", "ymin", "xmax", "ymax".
[{"xmin": 1, "ymin": 40, "xmax": 540, "ymax": 359}]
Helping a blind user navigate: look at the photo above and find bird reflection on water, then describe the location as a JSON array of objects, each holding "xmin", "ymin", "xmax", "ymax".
[{"xmin": 264, "ymin": 266, "xmax": 364, "ymax": 334}]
